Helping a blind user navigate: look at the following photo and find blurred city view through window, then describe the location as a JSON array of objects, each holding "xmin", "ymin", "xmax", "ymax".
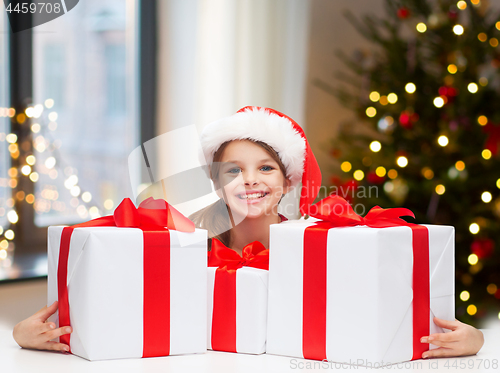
[{"xmin": 32, "ymin": 0, "xmax": 140, "ymax": 226}]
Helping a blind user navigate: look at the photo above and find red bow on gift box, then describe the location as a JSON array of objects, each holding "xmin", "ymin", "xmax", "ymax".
[
  {"xmin": 308, "ymin": 194, "xmax": 415, "ymax": 228},
  {"xmin": 208, "ymin": 238, "xmax": 269, "ymax": 270},
  {"xmin": 208, "ymin": 239, "xmax": 269, "ymax": 353},
  {"xmin": 72, "ymin": 196, "xmax": 195, "ymax": 231}
]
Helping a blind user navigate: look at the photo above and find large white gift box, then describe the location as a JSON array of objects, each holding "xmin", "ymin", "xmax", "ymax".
[
  {"xmin": 47, "ymin": 224, "xmax": 208, "ymax": 361},
  {"xmin": 207, "ymin": 266, "xmax": 268, "ymax": 354},
  {"xmin": 267, "ymin": 218, "xmax": 455, "ymax": 366}
]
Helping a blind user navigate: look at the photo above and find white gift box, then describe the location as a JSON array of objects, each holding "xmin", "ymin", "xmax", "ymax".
[
  {"xmin": 47, "ymin": 225, "xmax": 208, "ymax": 361},
  {"xmin": 267, "ymin": 219, "xmax": 455, "ymax": 366},
  {"xmin": 207, "ymin": 267, "xmax": 268, "ymax": 354}
]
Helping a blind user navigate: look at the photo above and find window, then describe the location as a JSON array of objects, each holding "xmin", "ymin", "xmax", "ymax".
[
  {"xmin": 32, "ymin": 0, "xmax": 140, "ymax": 227},
  {"xmin": 0, "ymin": 0, "xmax": 156, "ymax": 282},
  {"xmin": 42, "ymin": 44, "xmax": 66, "ymax": 110},
  {"xmin": 105, "ymin": 44, "xmax": 126, "ymax": 116}
]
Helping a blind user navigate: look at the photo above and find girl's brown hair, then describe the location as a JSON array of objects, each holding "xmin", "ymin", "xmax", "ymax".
[{"xmin": 189, "ymin": 139, "xmax": 288, "ymax": 249}]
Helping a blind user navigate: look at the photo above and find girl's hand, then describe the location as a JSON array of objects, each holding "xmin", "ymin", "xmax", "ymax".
[
  {"xmin": 420, "ymin": 317, "xmax": 484, "ymax": 359},
  {"xmin": 13, "ymin": 301, "xmax": 72, "ymax": 352}
]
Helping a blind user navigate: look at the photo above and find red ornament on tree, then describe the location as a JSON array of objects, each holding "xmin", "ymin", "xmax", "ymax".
[
  {"xmin": 396, "ymin": 150, "xmax": 408, "ymax": 158},
  {"xmin": 397, "ymin": 7, "xmax": 410, "ymax": 19},
  {"xmin": 482, "ymin": 122, "xmax": 500, "ymax": 156},
  {"xmin": 470, "ymin": 238, "xmax": 495, "ymax": 259},
  {"xmin": 367, "ymin": 170, "xmax": 385, "ymax": 184},
  {"xmin": 399, "ymin": 111, "xmax": 412, "ymax": 128},
  {"xmin": 494, "ymin": 289, "xmax": 500, "ymax": 300}
]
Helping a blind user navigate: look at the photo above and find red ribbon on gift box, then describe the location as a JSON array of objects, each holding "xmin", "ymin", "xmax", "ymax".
[
  {"xmin": 57, "ymin": 197, "xmax": 195, "ymax": 357},
  {"xmin": 208, "ymin": 238, "xmax": 269, "ymax": 352},
  {"xmin": 302, "ymin": 195, "xmax": 429, "ymax": 361}
]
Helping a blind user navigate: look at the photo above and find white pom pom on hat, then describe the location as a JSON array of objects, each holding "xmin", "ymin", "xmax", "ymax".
[{"xmin": 200, "ymin": 106, "xmax": 322, "ymax": 215}]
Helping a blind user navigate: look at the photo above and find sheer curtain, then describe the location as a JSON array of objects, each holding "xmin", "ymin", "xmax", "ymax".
[{"xmin": 155, "ymin": 0, "xmax": 311, "ymax": 218}]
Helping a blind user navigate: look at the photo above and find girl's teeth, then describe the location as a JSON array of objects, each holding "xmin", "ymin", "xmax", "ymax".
[{"xmin": 240, "ymin": 193, "xmax": 265, "ymax": 199}]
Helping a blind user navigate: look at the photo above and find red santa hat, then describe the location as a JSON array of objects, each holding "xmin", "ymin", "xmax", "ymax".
[{"xmin": 200, "ymin": 106, "xmax": 322, "ymax": 215}]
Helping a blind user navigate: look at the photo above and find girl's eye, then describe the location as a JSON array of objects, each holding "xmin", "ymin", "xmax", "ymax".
[
  {"xmin": 260, "ymin": 165, "xmax": 274, "ymax": 171},
  {"xmin": 227, "ymin": 167, "xmax": 241, "ymax": 174}
]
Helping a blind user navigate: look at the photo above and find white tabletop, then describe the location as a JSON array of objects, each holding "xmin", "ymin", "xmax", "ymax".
[{"xmin": 1, "ymin": 328, "xmax": 498, "ymax": 373}]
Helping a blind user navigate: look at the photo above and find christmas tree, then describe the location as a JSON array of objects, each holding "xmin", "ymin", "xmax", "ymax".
[{"xmin": 321, "ymin": 0, "xmax": 500, "ymax": 327}]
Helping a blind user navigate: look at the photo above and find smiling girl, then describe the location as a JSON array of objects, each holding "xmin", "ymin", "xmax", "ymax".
[{"xmin": 189, "ymin": 106, "xmax": 322, "ymax": 255}]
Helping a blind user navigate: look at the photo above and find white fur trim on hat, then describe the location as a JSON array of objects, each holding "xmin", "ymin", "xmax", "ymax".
[{"xmin": 200, "ymin": 107, "xmax": 306, "ymax": 188}]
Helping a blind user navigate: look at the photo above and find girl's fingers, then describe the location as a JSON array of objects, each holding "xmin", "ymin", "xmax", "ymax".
[
  {"xmin": 39, "ymin": 341, "xmax": 70, "ymax": 352},
  {"xmin": 433, "ymin": 317, "xmax": 459, "ymax": 331},
  {"xmin": 421, "ymin": 336, "xmax": 449, "ymax": 348},
  {"xmin": 427, "ymin": 331, "xmax": 460, "ymax": 343},
  {"xmin": 422, "ymin": 347, "xmax": 454, "ymax": 359},
  {"xmin": 43, "ymin": 326, "xmax": 72, "ymax": 342},
  {"xmin": 38, "ymin": 321, "xmax": 57, "ymax": 334},
  {"xmin": 34, "ymin": 301, "xmax": 58, "ymax": 321}
]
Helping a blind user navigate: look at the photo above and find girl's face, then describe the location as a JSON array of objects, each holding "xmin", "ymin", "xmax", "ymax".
[{"xmin": 216, "ymin": 140, "xmax": 291, "ymax": 220}]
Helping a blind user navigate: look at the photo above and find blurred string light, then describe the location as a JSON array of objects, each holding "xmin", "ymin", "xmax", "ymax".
[
  {"xmin": 468, "ymin": 83, "xmax": 478, "ymax": 93},
  {"xmin": 435, "ymin": 184, "xmax": 445, "ymax": 195},
  {"xmin": 366, "ymin": 107, "xmax": 377, "ymax": 117},
  {"xmin": 482, "ymin": 149, "xmax": 492, "ymax": 159},
  {"xmin": 376, "ymin": 166, "xmax": 386, "ymax": 177},
  {"xmin": 369, "ymin": 91, "xmax": 380, "ymax": 102},
  {"xmin": 477, "ymin": 115, "xmax": 488, "ymax": 126},
  {"xmin": 0, "ymin": 100, "xmax": 112, "ymax": 263},
  {"xmin": 341, "ymin": 161, "xmax": 352, "ymax": 172},
  {"xmin": 478, "ymin": 33, "xmax": 487, "ymax": 42},
  {"xmin": 453, "ymin": 25, "xmax": 464, "ymax": 35},
  {"xmin": 469, "ymin": 223, "xmax": 480, "ymax": 234},
  {"xmin": 387, "ymin": 169, "xmax": 398, "ymax": 179},
  {"xmin": 438, "ymin": 135, "xmax": 449, "ymax": 147},
  {"xmin": 396, "ymin": 156, "xmax": 408, "ymax": 168},
  {"xmin": 468, "ymin": 254, "xmax": 479, "ymax": 265},
  {"xmin": 467, "ymin": 305, "xmax": 477, "ymax": 316},
  {"xmin": 353, "ymin": 170, "xmax": 364, "ymax": 181},
  {"xmin": 416, "ymin": 23, "xmax": 427, "ymax": 33},
  {"xmin": 387, "ymin": 93, "xmax": 398, "ymax": 104},
  {"xmin": 405, "ymin": 83, "xmax": 416, "ymax": 94},
  {"xmin": 369, "ymin": 141, "xmax": 381, "ymax": 152},
  {"xmin": 433, "ymin": 97, "xmax": 445, "ymax": 108},
  {"xmin": 481, "ymin": 191, "xmax": 492, "ymax": 203},
  {"xmin": 455, "ymin": 161, "xmax": 465, "ymax": 171},
  {"xmin": 377, "ymin": 116, "xmax": 394, "ymax": 132},
  {"xmin": 448, "ymin": 64, "xmax": 458, "ymax": 74},
  {"xmin": 457, "ymin": 1, "xmax": 467, "ymax": 10},
  {"xmin": 490, "ymin": 38, "xmax": 499, "ymax": 47},
  {"xmin": 422, "ymin": 167, "xmax": 434, "ymax": 180}
]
